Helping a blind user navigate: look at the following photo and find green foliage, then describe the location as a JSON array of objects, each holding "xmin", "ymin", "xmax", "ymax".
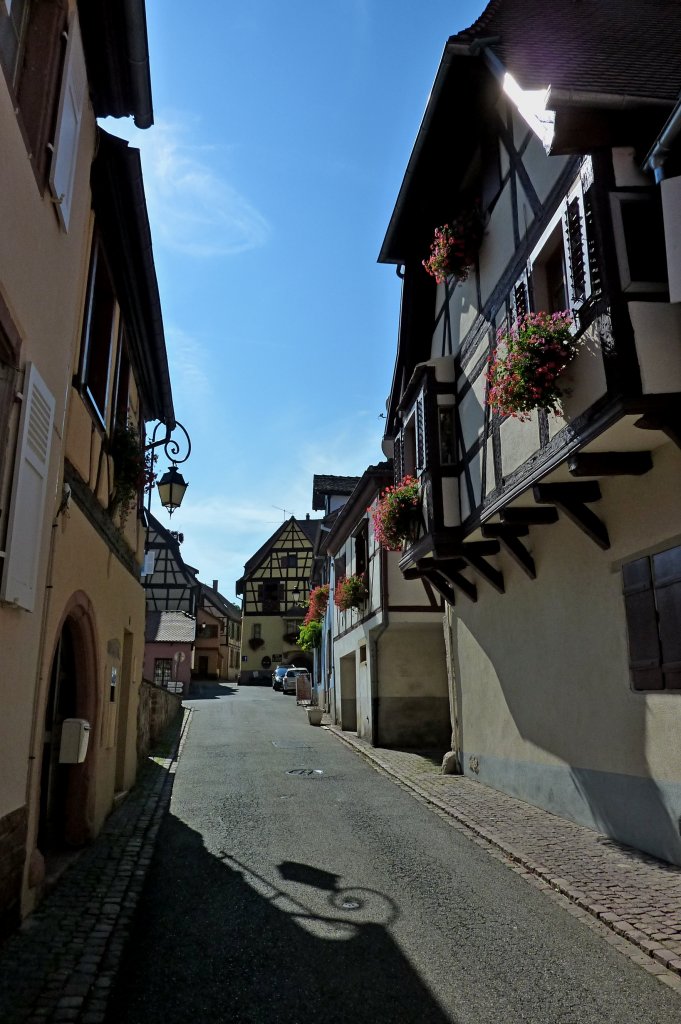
[{"xmin": 298, "ymin": 619, "xmax": 322, "ymax": 650}]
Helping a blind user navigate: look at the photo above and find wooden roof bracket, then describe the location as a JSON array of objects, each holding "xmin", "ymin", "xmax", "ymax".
[
  {"xmin": 533, "ymin": 481, "xmax": 610, "ymax": 550},
  {"xmin": 482, "ymin": 524, "xmax": 536, "ymax": 580}
]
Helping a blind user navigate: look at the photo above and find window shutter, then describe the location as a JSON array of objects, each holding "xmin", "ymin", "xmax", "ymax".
[
  {"xmin": 0, "ymin": 362, "xmax": 55, "ymax": 611},
  {"xmin": 394, "ymin": 434, "xmax": 404, "ymax": 483},
  {"xmin": 49, "ymin": 12, "xmax": 86, "ymax": 230},
  {"xmin": 416, "ymin": 395, "xmax": 426, "ymax": 472},
  {"xmin": 652, "ymin": 548, "xmax": 681, "ymax": 690},
  {"xmin": 622, "ymin": 557, "xmax": 663, "ymax": 691},
  {"xmin": 566, "ymin": 197, "xmax": 586, "ymax": 302},
  {"xmin": 514, "ymin": 281, "xmax": 528, "ymax": 322},
  {"xmin": 583, "ymin": 189, "xmax": 601, "ymax": 296}
]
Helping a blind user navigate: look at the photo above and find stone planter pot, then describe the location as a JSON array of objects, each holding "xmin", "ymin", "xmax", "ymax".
[{"xmin": 306, "ymin": 706, "xmax": 323, "ymax": 727}]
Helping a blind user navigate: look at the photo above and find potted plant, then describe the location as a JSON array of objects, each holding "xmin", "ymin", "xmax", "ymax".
[
  {"xmin": 108, "ymin": 421, "xmax": 157, "ymax": 524},
  {"xmin": 306, "ymin": 704, "xmax": 323, "ymax": 726},
  {"xmin": 304, "ymin": 584, "xmax": 329, "ymax": 624},
  {"xmin": 371, "ymin": 475, "xmax": 421, "ymax": 551},
  {"xmin": 422, "ymin": 206, "xmax": 483, "ymax": 284},
  {"xmin": 334, "ymin": 573, "xmax": 368, "ymax": 611},
  {"xmin": 298, "ymin": 619, "xmax": 322, "ymax": 650},
  {"xmin": 485, "ymin": 310, "xmax": 578, "ymax": 421}
]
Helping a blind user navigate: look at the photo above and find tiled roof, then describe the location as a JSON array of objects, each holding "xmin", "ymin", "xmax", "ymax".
[
  {"xmin": 145, "ymin": 611, "xmax": 196, "ymax": 644},
  {"xmin": 451, "ymin": 0, "xmax": 681, "ymax": 103},
  {"xmin": 312, "ymin": 475, "xmax": 362, "ymax": 509}
]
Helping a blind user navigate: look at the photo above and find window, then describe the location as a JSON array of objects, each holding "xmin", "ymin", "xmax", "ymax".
[
  {"xmin": 610, "ymin": 191, "xmax": 668, "ymax": 293},
  {"xmin": 251, "ymin": 624, "xmax": 262, "ymax": 639},
  {"xmin": 153, "ymin": 658, "xmax": 172, "ymax": 687},
  {"xmin": 438, "ymin": 406, "xmax": 456, "ymax": 465},
  {"xmin": 112, "ymin": 328, "xmax": 130, "ymax": 429},
  {"xmin": 281, "ymin": 552, "xmax": 297, "ymax": 570},
  {"xmin": 531, "ymin": 223, "xmax": 568, "ymax": 314},
  {"xmin": 0, "ymin": 0, "xmax": 69, "ymax": 190},
  {"xmin": 200, "ymin": 624, "xmax": 218, "ymax": 639},
  {"xmin": 355, "ymin": 527, "xmax": 368, "ymax": 577},
  {"xmin": 78, "ymin": 235, "xmax": 117, "ymax": 426},
  {"xmin": 623, "ymin": 546, "xmax": 681, "ymax": 691},
  {"xmin": 0, "ymin": 296, "xmax": 20, "ymax": 490},
  {"xmin": 259, "ymin": 581, "xmax": 280, "ymax": 614}
]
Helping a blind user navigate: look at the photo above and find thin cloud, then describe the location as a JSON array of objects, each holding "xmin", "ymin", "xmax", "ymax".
[{"xmin": 98, "ymin": 115, "xmax": 271, "ymax": 257}]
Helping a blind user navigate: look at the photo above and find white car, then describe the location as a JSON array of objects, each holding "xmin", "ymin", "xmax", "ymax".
[{"xmin": 282, "ymin": 668, "xmax": 307, "ymax": 695}]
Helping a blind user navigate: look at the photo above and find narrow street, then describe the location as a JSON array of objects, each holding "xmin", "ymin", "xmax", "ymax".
[{"xmin": 105, "ymin": 686, "xmax": 680, "ymax": 1024}]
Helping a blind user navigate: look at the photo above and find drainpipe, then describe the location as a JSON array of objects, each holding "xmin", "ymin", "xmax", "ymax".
[{"xmin": 643, "ymin": 95, "xmax": 681, "ymax": 183}]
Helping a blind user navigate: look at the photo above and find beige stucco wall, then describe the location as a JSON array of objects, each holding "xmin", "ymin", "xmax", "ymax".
[
  {"xmin": 447, "ymin": 440, "xmax": 681, "ymax": 858},
  {"xmin": 0, "ymin": 3, "xmax": 97, "ymax": 832}
]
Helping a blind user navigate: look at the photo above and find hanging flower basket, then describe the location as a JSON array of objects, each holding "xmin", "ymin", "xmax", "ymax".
[
  {"xmin": 371, "ymin": 475, "xmax": 421, "ymax": 551},
  {"xmin": 298, "ymin": 619, "xmax": 322, "ymax": 651},
  {"xmin": 334, "ymin": 574, "xmax": 368, "ymax": 611},
  {"xmin": 303, "ymin": 584, "xmax": 329, "ymax": 625},
  {"xmin": 248, "ymin": 637, "xmax": 265, "ymax": 651},
  {"xmin": 422, "ymin": 207, "xmax": 483, "ymax": 284},
  {"xmin": 485, "ymin": 310, "xmax": 578, "ymax": 421}
]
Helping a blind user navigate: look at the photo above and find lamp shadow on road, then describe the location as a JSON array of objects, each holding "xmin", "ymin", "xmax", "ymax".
[{"xmin": 105, "ymin": 814, "xmax": 455, "ymax": 1024}]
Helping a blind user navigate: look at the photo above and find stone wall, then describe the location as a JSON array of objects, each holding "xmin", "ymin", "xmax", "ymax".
[
  {"xmin": 137, "ymin": 681, "xmax": 182, "ymax": 761},
  {"xmin": 0, "ymin": 805, "xmax": 27, "ymax": 941}
]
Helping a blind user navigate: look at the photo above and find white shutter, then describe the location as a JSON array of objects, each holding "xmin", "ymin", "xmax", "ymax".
[
  {"xmin": 49, "ymin": 14, "xmax": 87, "ymax": 231},
  {"xmin": 0, "ymin": 363, "xmax": 55, "ymax": 611}
]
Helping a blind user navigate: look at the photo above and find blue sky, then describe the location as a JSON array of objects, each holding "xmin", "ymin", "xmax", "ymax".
[{"xmin": 104, "ymin": 0, "xmax": 483, "ymax": 601}]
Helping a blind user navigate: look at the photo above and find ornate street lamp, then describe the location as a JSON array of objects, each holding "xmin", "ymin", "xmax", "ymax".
[{"xmin": 145, "ymin": 420, "xmax": 191, "ymax": 517}]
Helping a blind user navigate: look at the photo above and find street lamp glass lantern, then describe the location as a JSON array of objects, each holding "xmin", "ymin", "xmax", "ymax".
[{"xmin": 157, "ymin": 465, "xmax": 188, "ymax": 516}]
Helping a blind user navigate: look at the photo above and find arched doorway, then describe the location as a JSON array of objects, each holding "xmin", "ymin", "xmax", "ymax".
[
  {"xmin": 37, "ymin": 608, "xmax": 97, "ymax": 855},
  {"xmin": 38, "ymin": 621, "xmax": 77, "ymax": 852}
]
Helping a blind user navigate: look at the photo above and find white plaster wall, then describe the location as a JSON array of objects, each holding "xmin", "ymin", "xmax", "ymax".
[
  {"xmin": 500, "ymin": 413, "xmax": 541, "ymax": 477},
  {"xmin": 452, "ymin": 440, "xmax": 681, "ymax": 782},
  {"xmin": 629, "ymin": 302, "xmax": 681, "ymax": 393}
]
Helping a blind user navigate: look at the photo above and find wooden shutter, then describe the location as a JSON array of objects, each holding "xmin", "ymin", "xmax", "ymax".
[
  {"xmin": 49, "ymin": 12, "xmax": 86, "ymax": 230},
  {"xmin": 566, "ymin": 197, "xmax": 586, "ymax": 302},
  {"xmin": 16, "ymin": 0, "xmax": 68, "ymax": 187},
  {"xmin": 652, "ymin": 547, "xmax": 681, "ymax": 690},
  {"xmin": 0, "ymin": 362, "xmax": 55, "ymax": 611},
  {"xmin": 514, "ymin": 281, "xmax": 528, "ymax": 322},
  {"xmin": 622, "ymin": 557, "xmax": 663, "ymax": 691},
  {"xmin": 393, "ymin": 434, "xmax": 404, "ymax": 483},
  {"xmin": 583, "ymin": 189, "xmax": 601, "ymax": 296},
  {"xmin": 416, "ymin": 395, "xmax": 426, "ymax": 472}
]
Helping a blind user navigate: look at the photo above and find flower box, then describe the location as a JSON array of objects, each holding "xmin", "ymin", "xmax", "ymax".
[
  {"xmin": 422, "ymin": 207, "xmax": 483, "ymax": 284},
  {"xmin": 371, "ymin": 475, "xmax": 421, "ymax": 551},
  {"xmin": 334, "ymin": 574, "xmax": 368, "ymax": 611},
  {"xmin": 485, "ymin": 311, "xmax": 579, "ymax": 421}
]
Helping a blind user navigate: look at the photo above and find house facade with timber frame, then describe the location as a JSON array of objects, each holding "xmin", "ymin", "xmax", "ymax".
[
  {"xmin": 379, "ymin": 0, "xmax": 681, "ymax": 864},
  {"xmin": 236, "ymin": 516, "xmax": 321, "ymax": 683},
  {"xmin": 324, "ymin": 464, "xmax": 450, "ymax": 749}
]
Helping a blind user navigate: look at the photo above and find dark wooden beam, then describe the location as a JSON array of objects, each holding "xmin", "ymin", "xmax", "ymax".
[
  {"xmin": 534, "ymin": 482, "xmax": 610, "ymax": 550},
  {"xmin": 420, "ymin": 569, "xmax": 457, "ymax": 606},
  {"xmin": 567, "ymin": 451, "xmax": 653, "ymax": 477},
  {"xmin": 482, "ymin": 526, "xmax": 536, "ymax": 579},
  {"xmin": 634, "ymin": 402, "xmax": 681, "ymax": 451},
  {"xmin": 463, "ymin": 552, "xmax": 505, "ymax": 594},
  {"xmin": 533, "ymin": 481, "xmax": 602, "ymax": 504},
  {"xmin": 481, "ymin": 524, "xmax": 530, "ymax": 539},
  {"xmin": 459, "ymin": 540, "xmax": 501, "ymax": 558},
  {"xmin": 435, "ymin": 560, "xmax": 478, "ymax": 602},
  {"xmin": 500, "ymin": 507, "xmax": 559, "ymax": 526}
]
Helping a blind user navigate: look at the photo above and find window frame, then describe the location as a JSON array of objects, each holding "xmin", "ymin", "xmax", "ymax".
[
  {"xmin": 622, "ymin": 545, "xmax": 681, "ymax": 692},
  {"xmin": 77, "ymin": 233, "xmax": 118, "ymax": 429}
]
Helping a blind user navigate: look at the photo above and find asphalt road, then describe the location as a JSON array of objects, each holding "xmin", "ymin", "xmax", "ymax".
[{"xmin": 106, "ymin": 684, "xmax": 681, "ymax": 1024}]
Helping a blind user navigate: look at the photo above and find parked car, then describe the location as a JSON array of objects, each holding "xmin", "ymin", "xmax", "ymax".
[
  {"xmin": 282, "ymin": 668, "xmax": 308, "ymax": 695},
  {"xmin": 272, "ymin": 665, "xmax": 303, "ymax": 691}
]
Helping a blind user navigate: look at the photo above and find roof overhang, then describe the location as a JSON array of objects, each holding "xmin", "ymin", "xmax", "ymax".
[
  {"xmin": 78, "ymin": 0, "xmax": 153, "ymax": 128},
  {"xmin": 91, "ymin": 131, "xmax": 174, "ymax": 424}
]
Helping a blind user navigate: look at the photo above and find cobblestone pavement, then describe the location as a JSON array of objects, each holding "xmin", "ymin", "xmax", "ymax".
[
  {"xmin": 0, "ymin": 710, "xmax": 191, "ymax": 1024},
  {"xmin": 327, "ymin": 724, "xmax": 681, "ymax": 994}
]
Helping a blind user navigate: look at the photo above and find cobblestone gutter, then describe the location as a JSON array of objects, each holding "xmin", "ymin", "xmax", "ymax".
[{"xmin": 0, "ymin": 708, "xmax": 192, "ymax": 1024}]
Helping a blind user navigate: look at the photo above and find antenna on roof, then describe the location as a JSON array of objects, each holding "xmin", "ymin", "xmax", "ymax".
[{"xmin": 272, "ymin": 504, "xmax": 294, "ymax": 520}]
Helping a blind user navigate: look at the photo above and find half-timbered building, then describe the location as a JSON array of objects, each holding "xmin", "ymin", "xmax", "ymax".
[
  {"xmin": 142, "ymin": 511, "xmax": 199, "ymax": 615},
  {"xmin": 325, "ymin": 464, "xmax": 450, "ymax": 748},
  {"xmin": 236, "ymin": 516, "xmax": 321, "ymax": 682},
  {"xmin": 379, "ymin": 0, "xmax": 681, "ymax": 863},
  {"xmin": 195, "ymin": 581, "xmax": 241, "ymax": 683}
]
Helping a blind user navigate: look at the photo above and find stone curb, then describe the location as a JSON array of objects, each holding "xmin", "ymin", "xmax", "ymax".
[
  {"xmin": 326, "ymin": 725, "xmax": 681, "ymax": 992},
  {"xmin": 0, "ymin": 708, "xmax": 193, "ymax": 1024}
]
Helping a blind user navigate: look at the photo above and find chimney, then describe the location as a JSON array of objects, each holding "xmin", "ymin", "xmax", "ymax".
[
  {"xmin": 213, "ymin": 579, "xmax": 218, "ymax": 591},
  {"xmin": 306, "ymin": 513, "xmax": 310, "ymax": 520}
]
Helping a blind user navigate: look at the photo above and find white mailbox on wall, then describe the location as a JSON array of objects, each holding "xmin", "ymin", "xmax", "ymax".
[{"xmin": 59, "ymin": 718, "xmax": 91, "ymax": 764}]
